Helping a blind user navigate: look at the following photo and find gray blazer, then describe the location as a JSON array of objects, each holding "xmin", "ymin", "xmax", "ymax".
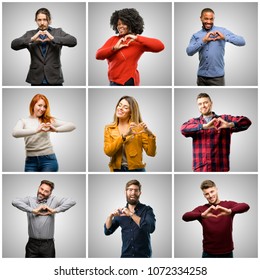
[{"xmin": 11, "ymin": 27, "xmax": 77, "ymax": 85}]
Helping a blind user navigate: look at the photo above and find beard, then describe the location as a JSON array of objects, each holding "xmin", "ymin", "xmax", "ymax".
[
  {"xmin": 126, "ymin": 195, "xmax": 140, "ymax": 205},
  {"xmin": 37, "ymin": 191, "xmax": 49, "ymax": 201}
]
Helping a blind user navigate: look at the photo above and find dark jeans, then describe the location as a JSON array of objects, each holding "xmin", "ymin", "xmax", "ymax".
[
  {"xmin": 110, "ymin": 77, "xmax": 134, "ymax": 86},
  {"xmin": 202, "ymin": 251, "xmax": 233, "ymax": 258},
  {"xmin": 26, "ymin": 238, "xmax": 55, "ymax": 258},
  {"xmin": 114, "ymin": 165, "xmax": 146, "ymax": 172},
  {"xmin": 25, "ymin": 154, "xmax": 59, "ymax": 172},
  {"xmin": 197, "ymin": 75, "xmax": 225, "ymax": 86}
]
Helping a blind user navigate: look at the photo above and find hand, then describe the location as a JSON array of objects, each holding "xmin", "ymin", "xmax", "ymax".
[
  {"xmin": 37, "ymin": 122, "xmax": 56, "ymax": 133},
  {"xmin": 110, "ymin": 208, "xmax": 128, "ymax": 218},
  {"xmin": 203, "ymin": 31, "xmax": 225, "ymax": 43},
  {"xmin": 203, "ymin": 117, "xmax": 234, "ymax": 131},
  {"xmin": 201, "ymin": 205, "xmax": 231, "ymax": 219},
  {"xmin": 31, "ymin": 30, "xmax": 54, "ymax": 42},
  {"xmin": 113, "ymin": 34, "xmax": 137, "ymax": 50},
  {"xmin": 32, "ymin": 205, "xmax": 56, "ymax": 216}
]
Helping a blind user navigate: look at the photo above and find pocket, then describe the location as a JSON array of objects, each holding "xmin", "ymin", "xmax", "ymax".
[
  {"xmin": 44, "ymin": 154, "xmax": 57, "ymax": 160},
  {"xmin": 128, "ymin": 149, "xmax": 137, "ymax": 157}
]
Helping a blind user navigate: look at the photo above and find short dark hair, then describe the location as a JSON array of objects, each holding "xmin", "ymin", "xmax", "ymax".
[
  {"xmin": 197, "ymin": 93, "xmax": 212, "ymax": 102},
  {"xmin": 201, "ymin": 8, "xmax": 215, "ymax": 17},
  {"xmin": 200, "ymin": 180, "xmax": 216, "ymax": 190},
  {"xmin": 40, "ymin": 180, "xmax": 55, "ymax": 191},
  {"xmin": 125, "ymin": 179, "xmax": 142, "ymax": 191},
  {"xmin": 110, "ymin": 8, "xmax": 144, "ymax": 35},
  {"xmin": 35, "ymin": 8, "xmax": 51, "ymax": 22}
]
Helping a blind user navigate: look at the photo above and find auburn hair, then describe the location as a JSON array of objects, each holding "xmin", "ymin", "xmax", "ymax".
[{"xmin": 29, "ymin": 94, "xmax": 54, "ymax": 123}]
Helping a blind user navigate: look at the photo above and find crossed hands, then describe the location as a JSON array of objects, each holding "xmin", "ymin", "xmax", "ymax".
[
  {"xmin": 31, "ymin": 30, "xmax": 54, "ymax": 43},
  {"xmin": 32, "ymin": 205, "xmax": 56, "ymax": 216},
  {"xmin": 37, "ymin": 122, "xmax": 56, "ymax": 133},
  {"xmin": 203, "ymin": 117, "xmax": 234, "ymax": 132},
  {"xmin": 201, "ymin": 205, "xmax": 232, "ymax": 219},
  {"xmin": 203, "ymin": 30, "xmax": 225, "ymax": 43},
  {"xmin": 113, "ymin": 34, "xmax": 138, "ymax": 50}
]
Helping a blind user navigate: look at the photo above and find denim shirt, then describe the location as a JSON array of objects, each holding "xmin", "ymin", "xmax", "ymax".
[
  {"xmin": 186, "ymin": 26, "xmax": 245, "ymax": 77},
  {"xmin": 104, "ymin": 202, "xmax": 156, "ymax": 257}
]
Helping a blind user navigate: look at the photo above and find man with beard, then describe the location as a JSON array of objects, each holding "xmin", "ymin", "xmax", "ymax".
[
  {"xmin": 12, "ymin": 180, "xmax": 76, "ymax": 257},
  {"xmin": 182, "ymin": 180, "xmax": 250, "ymax": 258},
  {"xmin": 186, "ymin": 8, "xmax": 245, "ymax": 86},
  {"xmin": 181, "ymin": 93, "xmax": 251, "ymax": 172},
  {"xmin": 11, "ymin": 7, "xmax": 77, "ymax": 85},
  {"xmin": 104, "ymin": 179, "xmax": 156, "ymax": 257}
]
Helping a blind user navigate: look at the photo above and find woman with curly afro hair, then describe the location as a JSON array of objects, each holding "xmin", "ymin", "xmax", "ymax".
[{"xmin": 96, "ymin": 8, "xmax": 164, "ymax": 86}]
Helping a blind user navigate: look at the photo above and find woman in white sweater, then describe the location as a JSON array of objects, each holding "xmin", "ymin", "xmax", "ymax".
[{"xmin": 12, "ymin": 94, "xmax": 76, "ymax": 172}]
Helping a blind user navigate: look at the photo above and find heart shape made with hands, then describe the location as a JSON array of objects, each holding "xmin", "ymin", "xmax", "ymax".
[
  {"xmin": 36, "ymin": 31, "xmax": 51, "ymax": 42},
  {"xmin": 117, "ymin": 207, "xmax": 128, "ymax": 216},
  {"xmin": 38, "ymin": 205, "xmax": 53, "ymax": 216},
  {"xmin": 204, "ymin": 205, "xmax": 230, "ymax": 219},
  {"xmin": 208, "ymin": 31, "xmax": 221, "ymax": 41},
  {"xmin": 131, "ymin": 124, "xmax": 145, "ymax": 135},
  {"xmin": 213, "ymin": 119, "xmax": 221, "ymax": 129},
  {"xmin": 41, "ymin": 123, "xmax": 51, "ymax": 132}
]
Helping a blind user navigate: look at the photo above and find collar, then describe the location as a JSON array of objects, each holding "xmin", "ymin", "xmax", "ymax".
[
  {"xmin": 37, "ymin": 26, "xmax": 53, "ymax": 32},
  {"xmin": 202, "ymin": 25, "xmax": 214, "ymax": 32},
  {"xmin": 200, "ymin": 112, "xmax": 219, "ymax": 119},
  {"xmin": 126, "ymin": 201, "xmax": 141, "ymax": 211}
]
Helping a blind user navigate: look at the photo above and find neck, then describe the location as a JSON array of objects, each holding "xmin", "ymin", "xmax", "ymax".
[
  {"xmin": 128, "ymin": 203, "xmax": 138, "ymax": 212},
  {"xmin": 118, "ymin": 118, "xmax": 130, "ymax": 125},
  {"xmin": 203, "ymin": 112, "xmax": 213, "ymax": 118}
]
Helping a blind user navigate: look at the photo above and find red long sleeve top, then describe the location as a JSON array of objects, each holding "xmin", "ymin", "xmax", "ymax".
[
  {"xmin": 182, "ymin": 201, "xmax": 250, "ymax": 255},
  {"xmin": 96, "ymin": 35, "xmax": 164, "ymax": 85},
  {"xmin": 181, "ymin": 113, "xmax": 252, "ymax": 172}
]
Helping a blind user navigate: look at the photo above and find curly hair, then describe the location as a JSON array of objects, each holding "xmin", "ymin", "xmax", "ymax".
[{"xmin": 110, "ymin": 8, "xmax": 144, "ymax": 35}]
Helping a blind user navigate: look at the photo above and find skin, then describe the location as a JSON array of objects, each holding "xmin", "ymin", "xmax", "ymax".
[
  {"xmin": 116, "ymin": 98, "xmax": 154, "ymax": 139},
  {"xmin": 201, "ymin": 186, "xmax": 232, "ymax": 219},
  {"xmin": 33, "ymin": 99, "xmax": 57, "ymax": 133},
  {"xmin": 32, "ymin": 183, "xmax": 57, "ymax": 216},
  {"xmin": 31, "ymin": 13, "xmax": 54, "ymax": 43},
  {"xmin": 197, "ymin": 97, "xmax": 235, "ymax": 131},
  {"xmin": 200, "ymin": 11, "xmax": 225, "ymax": 43},
  {"xmin": 105, "ymin": 184, "xmax": 141, "ymax": 230},
  {"xmin": 112, "ymin": 19, "xmax": 138, "ymax": 51}
]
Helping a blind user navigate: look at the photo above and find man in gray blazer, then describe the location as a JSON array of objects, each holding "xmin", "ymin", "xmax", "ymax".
[{"xmin": 11, "ymin": 7, "xmax": 77, "ymax": 86}]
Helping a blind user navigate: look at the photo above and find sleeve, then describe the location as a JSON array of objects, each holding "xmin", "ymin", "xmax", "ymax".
[
  {"xmin": 181, "ymin": 118, "xmax": 203, "ymax": 137},
  {"xmin": 11, "ymin": 31, "xmax": 34, "ymax": 50},
  {"xmin": 229, "ymin": 201, "xmax": 250, "ymax": 215},
  {"xmin": 96, "ymin": 36, "xmax": 118, "ymax": 60},
  {"xmin": 54, "ymin": 197, "xmax": 76, "ymax": 213},
  {"xmin": 104, "ymin": 126, "xmax": 124, "ymax": 157},
  {"xmin": 182, "ymin": 206, "xmax": 203, "ymax": 222},
  {"xmin": 139, "ymin": 206, "xmax": 156, "ymax": 234},
  {"xmin": 104, "ymin": 218, "xmax": 120, "ymax": 235},
  {"xmin": 53, "ymin": 119, "xmax": 76, "ymax": 133},
  {"xmin": 224, "ymin": 115, "xmax": 252, "ymax": 133},
  {"xmin": 51, "ymin": 28, "xmax": 77, "ymax": 47},
  {"xmin": 223, "ymin": 28, "xmax": 246, "ymax": 46},
  {"xmin": 135, "ymin": 35, "xmax": 165, "ymax": 52},
  {"xmin": 12, "ymin": 197, "xmax": 34, "ymax": 213},
  {"xmin": 142, "ymin": 134, "xmax": 156, "ymax": 157},
  {"xmin": 12, "ymin": 119, "xmax": 37, "ymax": 138},
  {"xmin": 186, "ymin": 34, "xmax": 207, "ymax": 56}
]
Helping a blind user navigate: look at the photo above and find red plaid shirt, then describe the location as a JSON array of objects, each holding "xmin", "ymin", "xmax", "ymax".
[{"xmin": 181, "ymin": 113, "xmax": 251, "ymax": 171}]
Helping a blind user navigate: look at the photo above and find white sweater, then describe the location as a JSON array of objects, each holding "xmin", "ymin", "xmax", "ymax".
[{"xmin": 12, "ymin": 117, "xmax": 76, "ymax": 156}]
